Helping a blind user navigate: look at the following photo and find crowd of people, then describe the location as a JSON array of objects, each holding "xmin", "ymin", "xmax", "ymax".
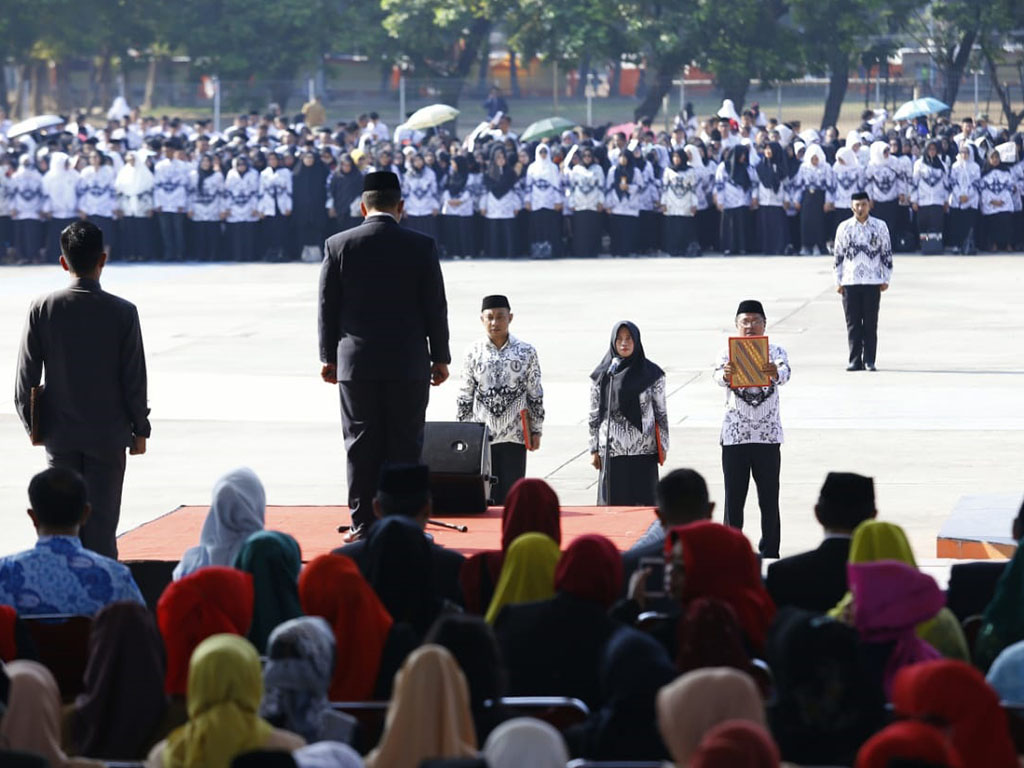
[
  {"xmin": 2, "ymin": 97, "xmax": 1022, "ymax": 265},
  {"xmin": 2, "ymin": 462, "xmax": 1024, "ymax": 768}
]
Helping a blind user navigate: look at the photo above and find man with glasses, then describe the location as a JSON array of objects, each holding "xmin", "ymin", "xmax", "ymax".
[{"xmin": 713, "ymin": 299, "xmax": 791, "ymax": 558}]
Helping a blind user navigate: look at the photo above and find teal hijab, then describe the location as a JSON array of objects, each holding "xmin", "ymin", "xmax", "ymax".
[{"xmin": 233, "ymin": 530, "xmax": 304, "ymax": 652}]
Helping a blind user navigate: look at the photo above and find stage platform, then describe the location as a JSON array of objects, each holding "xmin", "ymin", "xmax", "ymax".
[
  {"xmin": 117, "ymin": 504, "xmax": 659, "ymax": 563},
  {"xmin": 936, "ymin": 494, "xmax": 1022, "ymax": 559}
]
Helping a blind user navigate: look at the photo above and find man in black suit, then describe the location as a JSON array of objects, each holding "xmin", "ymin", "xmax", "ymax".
[
  {"xmin": 319, "ymin": 171, "xmax": 451, "ymax": 540},
  {"xmin": 766, "ymin": 472, "xmax": 876, "ymax": 612},
  {"xmin": 15, "ymin": 220, "xmax": 150, "ymax": 558},
  {"xmin": 331, "ymin": 463, "xmax": 464, "ymax": 606},
  {"xmin": 621, "ymin": 468, "xmax": 715, "ymax": 607}
]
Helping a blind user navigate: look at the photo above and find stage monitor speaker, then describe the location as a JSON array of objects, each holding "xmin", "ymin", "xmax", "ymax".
[{"xmin": 422, "ymin": 421, "xmax": 492, "ymax": 515}]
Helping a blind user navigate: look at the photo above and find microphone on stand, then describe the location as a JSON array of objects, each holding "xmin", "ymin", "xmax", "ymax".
[{"xmin": 608, "ymin": 357, "xmax": 621, "ymax": 375}]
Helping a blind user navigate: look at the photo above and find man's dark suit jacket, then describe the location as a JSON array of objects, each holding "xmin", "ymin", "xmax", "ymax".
[
  {"xmin": 947, "ymin": 561, "xmax": 1007, "ymax": 622},
  {"xmin": 15, "ymin": 278, "xmax": 150, "ymax": 453},
  {"xmin": 318, "ymin": 214, "xmax": 450, "ymax": 380},
  {"xmin": 766, "ymin": 537, "xmax": 852, "ymax": 613},
  {"xmin": 332, "ymin": 533, "xmax": 465, "ymax": 607}
]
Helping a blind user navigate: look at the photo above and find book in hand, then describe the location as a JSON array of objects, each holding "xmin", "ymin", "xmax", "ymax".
[
  {"xmin": 728, "ymin": 336, "xmax": 771, "ymax": 388},
  {"xmin": 520, "ymin": 409, "xmax": 531, "ymax": 450},
  {"xmin": 30, "ymin": 385, "xmax": 45, "ymax": 446}
]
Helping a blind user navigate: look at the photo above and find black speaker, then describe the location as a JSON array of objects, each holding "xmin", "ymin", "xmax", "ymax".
[{"xmin": 421, "ymin": 421, "xmax": 492, "ymax": 514}]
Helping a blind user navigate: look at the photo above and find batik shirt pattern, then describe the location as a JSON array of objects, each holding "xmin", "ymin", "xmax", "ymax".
[
  {"xmin": 833, "ymin": 215, "xmax": 893, "ymax": 286},
  {"xmin": 457, "ymin": 335, "xmax": 544, "ymax": 445},
  {"xmin": 713, "ymin": 345, "xmax": 790, "ymax": 446},
  {"xmin": 588, "ymin": 375, "xmax": 669, "ymax": 457}
]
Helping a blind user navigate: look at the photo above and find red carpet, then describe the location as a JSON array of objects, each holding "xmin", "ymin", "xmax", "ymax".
[{"xmin": 117, "ymin": 505, "xmax": 659, "ymax": 562}]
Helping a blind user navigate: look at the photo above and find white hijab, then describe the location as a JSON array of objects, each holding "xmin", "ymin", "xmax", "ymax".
[
  {"xmin": 835, "ymin": 146, "xmax": 859, "ymax": 168},
  {"xmin": 683, "ymin": 144, "xmax": 705, "ymax": 170},
  {"xmin": 802, "ymin": 144, "xmax": 827, "ymax": 169},
  {"xmin": 845, "ymin": 130, "xmax": 862, "ymax": 151},
  {"xmin": 869, "ymin": 141, "xmax": 890, "ymax": 166},
  {"xmin": 527, "ymin": 144, "xmax": 561, "ymax": 185},
  {"xmin": 717, "ymin": 99, "xmax": 740, "ymax": 122},
  {"xmin": 484, "ymin": 718, "xmax": 568, "ymax": 768},
  {"xmin": 114, "ymin": 151, "xmax": 154, "ymax": 195},
  {"xmin": 173, "ymin": 467, "xmax": 266, "ymax": 580},
  {"xmin": 294, "ymin": 741, "xmax": 364, "ymax": 768}
]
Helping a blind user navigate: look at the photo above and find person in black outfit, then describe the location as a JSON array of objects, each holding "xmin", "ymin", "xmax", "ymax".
[
  {"xmin": 15, "ymin": 220, "xmax": 150, "ymax": 558},
  {"xmin": 318, "ymin": 171, "xmax": 451, "ymax": 539},
  {"xmin": 766, "ymin": 472, "xmax": 876, "ymax": 612},
  {"xmin": 331, "ymin": 463, "xmax": 464, "ymax": 607},
  {"xmin": 621, "ymin": 468, "xmax": 714, "ymax": 610},
  {"xmin": 946, "ymin": 500, "xmax": 1022, "ymax": 621}
]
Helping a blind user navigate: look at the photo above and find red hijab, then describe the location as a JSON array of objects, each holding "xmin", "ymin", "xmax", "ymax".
[
  {"xmin": 891, "ymin": 660, "xmax": 1017, "ymax": 768},
  {"xmin": 299, "ymin": 554, "xmax": 394, "ymax": 700},
  {"xmin": 666, "ymin": 522, "xmax": 775, "ymax": 652},
  {"xmin": 501, "ymin": 478, "xmax": 561, "ymax": 552},
  {"xmin": 555, "ymin": 534, "xmax": 622, "ymax": 608},
  {"xmin": 855, "ymin": 721, "xmax": 963, "ymax": 768},
  {"xmin": 156, "ymin": 566, "xmax": 254, "ymax": 695},
  {"xmin": 690, "ymin": 720, "xmax": 780, "ymax": 768},
  {"xmin": 677, "ymin": 598, "xmax": 751, "ymax": 674},
  {"xmin": 0, "ymin": 605, "xmax": 17, "ymax": 661}
]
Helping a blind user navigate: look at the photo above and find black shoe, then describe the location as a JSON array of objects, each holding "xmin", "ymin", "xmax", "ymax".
[
  {"xmin": 865, "ymin": 363, "xmax": 877, "ymax": 371},
  {"xmin": 846, "ymin": 361, "xmax": 864, "ymax": 372}
]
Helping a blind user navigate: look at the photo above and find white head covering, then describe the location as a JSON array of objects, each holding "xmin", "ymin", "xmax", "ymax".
[
  {"xmin": 683, "ymin": 144, "xmax": 705, "ymax": 170},
  {"xmin": 869, "ymin": 140, "xmax": 890, "ymax": 166},
  {"xmin": 776, "ymin": 124, "xmax": 794, "ymax": 147},
  {"xmin": 173, "ymin": 467, "xmax": 266, "ymax": 580},
  {"xmin": 484, "ymin": 718, "xmax": 568, "ymax": 768},
  {"xmin": 793, "ymin": 141, "xmax": 806, "ymax": 157},
  {"xmin": 114, "ymin": 150, "xmax": 155, "ymax": 195},
  {"xmin": 846, "ymin": 130, "xmax": 862, "ymax": 149},
  {"xmin": 802, "ymin": 144, "xmax": 827, "ymax": 168},
  {"xmin": 527, "ymin": 143, "xmax": 561, "ymax": 184},
  {"xmin": 294, "ymin": 741, "xmax": 365, "ymax": 768},
  {"xmin": 835, "ymin": 146, "xmax": 859, "ymax": 167},
  {"xmin": 799, "ymin": 128, "xmax": 820, "ymax": 145},
  {"xmin": 107, "ymin": 96, "xmax": 131, "ymax": 122},
  {"xmin": 717, "ymin": 99, "xmax": 740, "ymax": 122}
]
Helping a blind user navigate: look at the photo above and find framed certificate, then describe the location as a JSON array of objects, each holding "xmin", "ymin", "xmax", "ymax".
[{"xmin": 728, "ymin": 336, "xmax": 771, "ymax": 388}]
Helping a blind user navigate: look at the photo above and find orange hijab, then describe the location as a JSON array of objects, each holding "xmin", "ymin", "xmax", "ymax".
[{"xmin": 298, "ymin": 554, "xmax": 394, "ymax": 700}]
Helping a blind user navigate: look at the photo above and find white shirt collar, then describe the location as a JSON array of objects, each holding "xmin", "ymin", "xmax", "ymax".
[{"xmin": 366, "ymin": 211, "xmax": 398, "ymax": 223}]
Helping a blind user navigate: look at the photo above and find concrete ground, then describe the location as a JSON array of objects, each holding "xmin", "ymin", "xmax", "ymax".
[{"xmin": 2, "ymin": 254, "xmax": 1023, "ymax": 566}]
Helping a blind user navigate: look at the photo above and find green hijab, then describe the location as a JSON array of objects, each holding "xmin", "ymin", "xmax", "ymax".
[{"xmin": 234, "ymin": 531, "xmax": 304, "ymax": 652}]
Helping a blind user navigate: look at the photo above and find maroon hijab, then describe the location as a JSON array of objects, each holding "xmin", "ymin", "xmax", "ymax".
[{"xmin": 555, "ymin": 534, "xmax": 622, "ymax": 608}]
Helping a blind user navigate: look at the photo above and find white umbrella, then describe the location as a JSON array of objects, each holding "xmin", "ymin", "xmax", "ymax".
[
  {"xmin": 6, "ymin": 114, "xmax": 65, "ymax": 140},
  {"xmin": 402, "ymin": 104, "xmax": 460, "ymax": 131}
]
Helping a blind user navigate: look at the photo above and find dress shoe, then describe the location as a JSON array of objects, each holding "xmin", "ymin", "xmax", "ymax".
[
  {"xmin": 341, "ymin": 523, "xmax": 366, "ymax": 543},
  {"xmin": 865, "ymin": 363, "xmax": 877, "ymax": 372},
  {"xmin": 846, "ymin": 361, "xmax": 864, "ymax": 372}
]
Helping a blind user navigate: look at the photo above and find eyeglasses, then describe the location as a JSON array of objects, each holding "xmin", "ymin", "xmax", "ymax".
[{"xmin": 738, "ymin": 319, "xmax": 765, "ymax": 328}]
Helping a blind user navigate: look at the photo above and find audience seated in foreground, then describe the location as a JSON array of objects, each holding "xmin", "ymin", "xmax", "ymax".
[{"xmin": 0, "ymin": 468, "xmax": 144, "ymax": 617}]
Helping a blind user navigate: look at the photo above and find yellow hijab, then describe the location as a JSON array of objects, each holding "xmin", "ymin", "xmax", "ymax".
[
  {"xmin": 830, "ymin": 520, "xmax": 968, "ymax": 660},
  {"xmin": 162, "ymin": 633, "xmax": 274, "ymax": 768},
  {"xmin": 485, "ymin": 533, "xmax": 561, "ymax": 624}
]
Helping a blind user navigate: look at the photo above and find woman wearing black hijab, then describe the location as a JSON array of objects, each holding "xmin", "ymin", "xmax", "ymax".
[
  {"xmin": 911, "ymin": 140, "xmax": 950, "ymax": 253},
  {"xmin": 588, "ymin": 321, "xmax": 668, "ymax": 505},
  {"xmin": 755, "ymin": 142, "xmax": 789, "ymax": 255},
  {"xmin": 327, "ymin": 154, "xmax": 364, "ymax": 235},
  {"xmin": 441, "ymin": 155, "xmax": 477, "ymax": 259},
  {"xmin": 481, "ymin": 145, "xmax": 520, "ymax": 259},
  {"xmin": 291, "ymin": 148, "xmax": 329, "ymax": 262},
  {"xmin": 713, "ymin": 145, "xmax": 756, "ymax": 255}
]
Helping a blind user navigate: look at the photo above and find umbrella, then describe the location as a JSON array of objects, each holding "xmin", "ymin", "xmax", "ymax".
[
  {"xmin": 520, "ymin": 116, "xmax": 576, "ymax": 143},
  {"xmin": 893, "ymin": 98, "xmax": 950, "ymax": 122},
  {"xmin": 605, "ymin": 122, "xmax": 635, "ymax": 139},
  {"xmin": 402, "ymin": 104, "xmax": 460, "ymax": 131},
  {"xmin": 6, "ymin": 114, "xmax": 65, "ymax": 140}
]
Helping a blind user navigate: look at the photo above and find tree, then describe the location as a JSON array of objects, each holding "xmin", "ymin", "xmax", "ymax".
[
  {"xmin": 978, "ymin": 0, "xmax": 1024, "ymax": 132},
  {"xmin": 904, "ymin": 0, "xmax": 986, "ymax": 113},
  {"xmin": 789, "ymin": 0, "xmax": 921, "ymax": 129},
  {"xmin": 691, "ymin": 0, "xmax": 800, "ymax": 112}
]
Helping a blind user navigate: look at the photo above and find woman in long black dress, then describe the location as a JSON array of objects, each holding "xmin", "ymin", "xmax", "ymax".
[
  {"xmin": 588, "ymin": 321, "xmax": 669, "ymax": 506},
  {"xmin": 291, "ymin": 148, "xmax": 329, "ymax": 263}
]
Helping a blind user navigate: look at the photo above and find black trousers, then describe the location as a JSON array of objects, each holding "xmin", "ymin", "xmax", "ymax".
[
  {"xmin": 47, "ymin": 448, "xmax": 127, "ymax": 559},
  {"xmin": 722, "ymin": 443, "xmax": 781, "ymax": 557},
  {"xmin": 842, "ymin": 284, "xmax": 882, "ymax": 366},
  {"xmin": 14, "ymin": 219, "xmax": 44, "ymax": 263},
  {"xmin": 598, "ymin": 454, "xmax": 659, "ymax": 506},
  {"xmin": 720, "ymin": 207, "xmax": 749, "ymax": 254},
  {"xmin": 490, "ymin": 442, "xmax": 527, "ymax": 505},
  {"xmin": 338, "ymin": 379, "xmax": 430, "ymax": 528},
  {"xmin": 572, "ymin": 210, "xmax": 603, "ymax": 258},
  {"xmin": 157, "ymin": 211, "xmax": 186, "ymax": 260}
]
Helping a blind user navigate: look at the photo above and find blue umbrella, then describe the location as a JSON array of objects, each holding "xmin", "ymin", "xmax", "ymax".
[{"xmin": 893, "ymin": 97, "xmax": 950, "ymax": 121}]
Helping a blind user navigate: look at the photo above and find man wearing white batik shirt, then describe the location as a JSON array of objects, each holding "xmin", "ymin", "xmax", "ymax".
[
  {"xmin": 456, "ymin": 295, "xmax": 544, "ymax": 504},
  {"xmin": 833, "ymin": 191, "xmax": 893, "ymax": 372},
  {"xmin": 713, "ymin": 299, "xmax": 790, "ymax": 559}
]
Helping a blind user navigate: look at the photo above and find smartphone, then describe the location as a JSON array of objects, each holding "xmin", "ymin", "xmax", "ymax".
[{"xmin": 638, "ymin": 556, "xmax": 667, "ymax": 599}]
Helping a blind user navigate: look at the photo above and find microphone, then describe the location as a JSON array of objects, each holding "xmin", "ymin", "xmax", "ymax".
[{"xmin": 608, "ymin": 357, "xmax": 622, "ymax": 375}]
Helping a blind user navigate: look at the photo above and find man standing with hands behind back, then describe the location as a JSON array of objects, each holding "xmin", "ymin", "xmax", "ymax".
[
  {"xmin": 15, "ymin": 220, "xmax": 150, "ymax": 559},
  {"xmin": 834, "ymin": 190, "xmax": 892, "ymax": 372},
  {"xmin": 319, "ymin": 171, "xmax": 451, "ymax": 541}
]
